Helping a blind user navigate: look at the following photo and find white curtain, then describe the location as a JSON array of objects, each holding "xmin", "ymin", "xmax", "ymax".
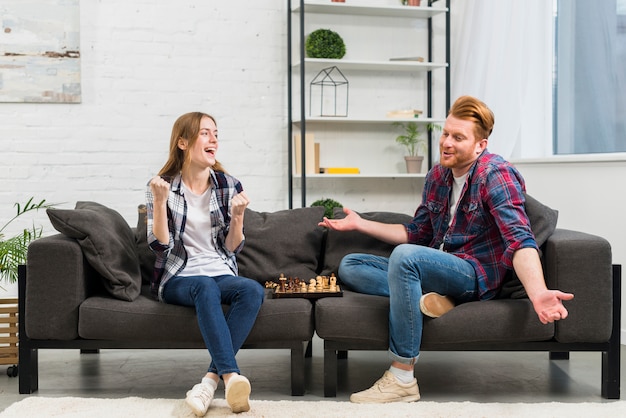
[{"xmin": 450, "ymin": 0, "xmax": 553, "ymax": 158}]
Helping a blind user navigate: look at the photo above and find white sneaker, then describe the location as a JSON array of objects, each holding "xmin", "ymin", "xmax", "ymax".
[
  {"xmin": 350, "ymin": 370, "xmax": 420, "ymax": 404},
  {"xmin": 185, "ymin": 379, "xmax": 216, "ymax": 416},
  {"xmin": 225, "ymin": 374, "xmax": 251, "ymax": 413}
]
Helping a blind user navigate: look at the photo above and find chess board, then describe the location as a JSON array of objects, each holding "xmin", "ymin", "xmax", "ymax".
[{"xmin": 266, "ymin": 274, "xmax": 343, "ymax": 299}]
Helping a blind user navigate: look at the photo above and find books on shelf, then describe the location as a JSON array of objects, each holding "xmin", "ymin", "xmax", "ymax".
[
  {"xmin": 389, "ymin": 56, "xmax": 425, "ymax": 62},
  {"xmin": 293, "ymin": 133, "xmax": 320, "ymax": 175},
  {"xmin": 386, "ymin": 109, "xmax": 423, "ymax": 118},
  {"xmin": 320, "ymin": 167, "xmax": 360, "ymax": 174}
]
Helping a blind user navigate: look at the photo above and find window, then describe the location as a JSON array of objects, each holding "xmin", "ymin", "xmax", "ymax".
[{"xmin": 553, "ymin": 0, "xmax": 626, "ymax": 154}]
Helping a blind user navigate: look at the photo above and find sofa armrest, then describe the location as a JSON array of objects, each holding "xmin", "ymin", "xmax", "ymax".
[
  {"xmin": 544, "ymin": 228, "xmax": 613, "ymax": 343},
  {"xmin": 25, "ymin": 234, "xmax": 94, "ymax": 340}
]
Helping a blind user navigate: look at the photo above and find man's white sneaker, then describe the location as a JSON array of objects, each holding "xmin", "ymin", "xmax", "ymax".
[
  {"xmin": 350, "ymin": 370, "xmax": 420, "ymax": 404},
  {"xmin": 225, "ymin": 374, "xmax": 251, "ymax": 413},
  {"xmin": 185, "ymin": 379, "xmax": 215, "ymax": 416}
]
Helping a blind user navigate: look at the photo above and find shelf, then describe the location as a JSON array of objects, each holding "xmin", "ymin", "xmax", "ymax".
[
  {"xmin": 294, "ymin": 58, "xmax": 447, "ymax": 72},
  {"xmin": 292, "ymin": 1, "xmax": 448, "ymax": 19},
  {"xmin": 293, "ymin": 173, "xmax": 427, "ymax": 179},
  {"xmin": 293, "ymin": 117, "xmax": 446, "ymax": 125}
]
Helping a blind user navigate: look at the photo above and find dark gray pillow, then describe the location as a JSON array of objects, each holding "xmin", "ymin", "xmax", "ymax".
[
  {"xmin": 320, "ymin": 209, "xmax": 413, "ymax": 277},
  {"xmin": 499, "ymin": 193, "xmax": 559, "ymax": 299},
  {"xmin": 135, "ymin": 204, "xmax": 155, "ymax": 285},
  {"xmin": 236, "ymin": 206, "xmax": 326, "ymax": 283},
  {"xmin": 47, "ymin": 201, "xmax": 141, "ymax": 301},
  {"xmin": 523, "ymin": 193, "xmax": 558, "ymax": 248}
]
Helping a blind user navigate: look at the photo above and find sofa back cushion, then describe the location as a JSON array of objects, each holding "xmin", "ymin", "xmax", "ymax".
[
  {"xmin": 319, "ymin": 209, "xmax": 413, "ymax": 277},
  {"xmin": 237, "ymin": 206, "xmax": 326, "ymax": 283}
]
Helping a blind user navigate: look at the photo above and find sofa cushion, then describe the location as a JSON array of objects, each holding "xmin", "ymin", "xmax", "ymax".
[
  {"xmin": 319, "ymin": 209, "xmax": 413, "ymax": 276},
  {"xmin": 135, "ymin": 204, "xmax": 155, "ymax": 285},
  {"xmin": 315, "ymin": 290, "xmax": 554, "ymax": 346},
  {"xmin": 47, "ymin": 202, "xmax": 141, "ymax": 301},
  {"xmin": 78, "ymin": 288, "xmax": 314, "ymax": 344},
  {"xmin": 237, "ymin": 206, "xmax": 326, "ymax": 283}
]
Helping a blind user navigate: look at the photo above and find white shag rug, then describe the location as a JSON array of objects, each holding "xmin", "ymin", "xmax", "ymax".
[{"xmin": 0, "ymin": 396, "xmax": 624, "ymax": 418}]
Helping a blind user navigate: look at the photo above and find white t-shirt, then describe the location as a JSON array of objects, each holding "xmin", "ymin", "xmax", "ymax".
[
  {"xmin": 179, "ymin": 181, "xmax": 233, "ymax": 278},
  {"xmin": 449, "ymin": 173, "xmax": 468, "ymax": 225}
]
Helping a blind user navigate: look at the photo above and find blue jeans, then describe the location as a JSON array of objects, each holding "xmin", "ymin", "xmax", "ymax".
[
  {"xmin": 163, "ymin": 274, "xmax": 264, "ymax": 376},
  {"xmin": 339, "ymin": 244, "xmax": 478, "ymax": 365}
]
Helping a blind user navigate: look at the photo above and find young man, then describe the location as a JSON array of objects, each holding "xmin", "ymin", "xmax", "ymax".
[{"xmin": 318, "ymin": 95, "xmax": 574, "ymax": 404}]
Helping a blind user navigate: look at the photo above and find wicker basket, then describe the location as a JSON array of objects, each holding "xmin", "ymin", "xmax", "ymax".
[{"xmin": 0, "ymin": 298, "xmax": 18, "ymax": 369}]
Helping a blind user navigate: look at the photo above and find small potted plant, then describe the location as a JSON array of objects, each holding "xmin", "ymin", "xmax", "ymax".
[
  {"xmin": 393, "ymin": 122, "xmax": 440, "ymax": 173},
  {"xmin": 305, "ymin": 29, "xmax": 346, "ymax": 59},
  {"xmin": 311, "ymin": 198, "xmax": 343, "ymax": 219}
]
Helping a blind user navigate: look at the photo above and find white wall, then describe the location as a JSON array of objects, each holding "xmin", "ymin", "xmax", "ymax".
[{"xmin": 1, "ymin": 0, "xmax": 624, "ymax": 342}]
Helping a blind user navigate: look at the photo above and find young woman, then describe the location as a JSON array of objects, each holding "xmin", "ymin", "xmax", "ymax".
[{"xmin": 146, "ymin": 112, "xmax": 264, "ymax": 415}]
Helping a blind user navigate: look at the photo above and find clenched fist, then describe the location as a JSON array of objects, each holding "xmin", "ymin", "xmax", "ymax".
[
  {"xmin": 231, "ymin": 191, "xmax": 250, "ymax": 218},
  {"xmin": 149, "ymin": 176, "xmax": 170, "ymax": 204}
]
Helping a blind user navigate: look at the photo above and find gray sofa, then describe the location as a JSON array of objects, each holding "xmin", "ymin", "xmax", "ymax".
[{"xmin": 19, "ymin": 198, "xmax": 621, "ymax": 399}]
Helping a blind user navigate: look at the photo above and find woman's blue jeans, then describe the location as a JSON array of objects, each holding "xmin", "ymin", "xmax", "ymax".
[
  {"xmin": 338, "ymin": 244, "xmax": 478, "ymax": 366},
  {"xmin": 163, "ymin": 274, "xmax": 264, "ymax": 376}
]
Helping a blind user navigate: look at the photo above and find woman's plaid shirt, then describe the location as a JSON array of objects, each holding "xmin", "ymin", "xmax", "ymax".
[{"xmin": 146, "ymin": 171, "xmax": 245, "ymax": 301}]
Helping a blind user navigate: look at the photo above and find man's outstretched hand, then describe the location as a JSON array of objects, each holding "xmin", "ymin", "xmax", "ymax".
[{"xmin": 531, "ymin": 290, "xmax": 575, "ymax": 324}]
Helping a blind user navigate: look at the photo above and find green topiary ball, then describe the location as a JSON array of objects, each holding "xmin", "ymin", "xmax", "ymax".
[{"xmin": 305, "ymin": 29, "xmax": 346, "ymax": 59}]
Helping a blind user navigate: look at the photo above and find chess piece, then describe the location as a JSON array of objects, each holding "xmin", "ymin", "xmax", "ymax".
[
  {"xmin": 308, "ymin": 278, "xmax": 317, "ymax": 292},
  {"xmin": 329, "ymin": 275, "xmax": 337, "ymax": 292},
  {"xmin": 279, "ymin": 274, "xmax": 287, "ymax": 293}
]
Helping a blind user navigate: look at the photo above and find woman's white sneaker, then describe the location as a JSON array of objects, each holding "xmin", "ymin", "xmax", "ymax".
[
  {"xmin": 185, "ymin": 378, "xmax": 216, "ymax": 416},
  {"xmin": 225, "ymin": 374, "xmax": 251, "ymax": 413}
]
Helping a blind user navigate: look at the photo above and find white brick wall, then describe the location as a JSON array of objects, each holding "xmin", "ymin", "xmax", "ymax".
[{"xmin": 1, "ymin": 0, "xmax": 289, "ymax": 238}]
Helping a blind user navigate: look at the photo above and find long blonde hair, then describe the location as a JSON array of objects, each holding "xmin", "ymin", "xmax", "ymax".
[{"xmin": 157, "ymin": 112, "xmax": 226, "ymax": 178}]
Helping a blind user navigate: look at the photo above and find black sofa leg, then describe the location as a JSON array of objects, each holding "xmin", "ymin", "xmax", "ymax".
[
  {"xmin": 324, "ymin": 342, "xmax": 338, "ymax": 397},
  {"xmin": 550, "ymin": 352, "xmax": 569, "ymax": 360},
  {"xmin": 290, "ymin": 342, "xmax": 307, "ymax": 396},
  {"xmin": 18, "ymin": 346, "xmax": 38, "ymax": 394},
  {"xmin": 18, "ymin": 264, "xmax": 38, "ymax": 394},
  {"xmin": 602, "ymin": 264, "xmax": 621, "ymax": 399}
]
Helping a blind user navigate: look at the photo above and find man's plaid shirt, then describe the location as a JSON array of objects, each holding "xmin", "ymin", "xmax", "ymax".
[{"xmin": 404, "ymin": 151, "xmax": 538, "ymax": 300}]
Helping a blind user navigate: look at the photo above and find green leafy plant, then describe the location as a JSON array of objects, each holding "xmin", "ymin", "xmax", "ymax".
[
  {"xmin": 0, "ymin": 197, "xmax": 55, "ymax": 290},
  {"xmin": 311, "ymin": 198, "xmax": 343, "ymax": 219},
  {"xmin": 393, "ymin": 122, "xmax": 441, "ymax": 157},
  {"xmin": 305, "ymin": 29, "xmax": 346, "ymax": 59}
]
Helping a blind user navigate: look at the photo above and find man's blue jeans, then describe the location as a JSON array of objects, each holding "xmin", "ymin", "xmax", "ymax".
[
  {"xmin": 163, "ymin": 274, "xmax": 264, "ymax": 376},
  {"xmin": 339, "ymin": 244, "xmax": 478, "ymax": 365}
]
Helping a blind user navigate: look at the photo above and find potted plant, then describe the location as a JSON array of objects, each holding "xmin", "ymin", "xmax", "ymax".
[
  {"xmin": 0, "ymin": 197, "xmax": 54, "ymax": 290},
  {"xmin": 393, "ymin": 122, "xmax": 440, "ymax": 173},
  {"xmin": 305, "ymin": 29, "xmax": 346, "ymax": 59},
  {"xmin": 1, "ymin": 197, "xmax": 54, "ymax": 377},
  {"xmin": 311, "ymin": 198, "xmax": 343, "ymax": 219}
]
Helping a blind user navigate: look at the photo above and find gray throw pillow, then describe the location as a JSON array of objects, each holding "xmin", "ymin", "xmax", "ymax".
[
  {"xmin": 47, "ymin": 201, "xmax": 141, "ymax": 301},
  {"xmin": 499, "ymin": 193, "xmax": 559, "ymax": 299},
  {"xmin": 320, "ymin": 209, "xmax": 413, "ymax": 277},
  {"xmin": 236, "ymin": 206, "xmax": 326, "ymax": 283}
]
